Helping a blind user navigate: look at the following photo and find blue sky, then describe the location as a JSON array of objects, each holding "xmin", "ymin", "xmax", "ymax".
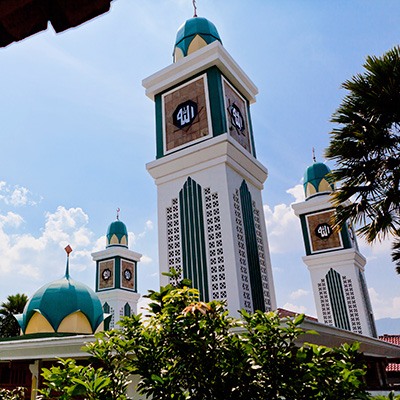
[{"xmin": 1, "ymin": 0, "xmax": 400, "ymax": 325}]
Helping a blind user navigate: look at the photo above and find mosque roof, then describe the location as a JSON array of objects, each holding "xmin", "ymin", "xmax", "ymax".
[
  {"xmin": 173, "ymin": 16, "xmax": 222, "ymax": 62},
  {"xmin": 15, "ymin": 256, "xmax": 104, "ymax": 335},
  {"xmin": 303, "ymin": 162, "xmax": 335, "ymax": 199}
]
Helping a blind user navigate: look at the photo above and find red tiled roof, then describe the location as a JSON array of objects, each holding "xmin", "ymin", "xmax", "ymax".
[{"xmin": 379, "ymin": 335, "xmax": 400, "ymax": 372}]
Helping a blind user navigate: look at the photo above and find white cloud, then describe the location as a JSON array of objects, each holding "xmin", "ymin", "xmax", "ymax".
[
  {"xmin": 369, "ymin": 287, "xmax": 400, "ymax": 319},
  {"xmin": 359, "ymin": 237, "xmax": 392, "ymax": 258},
  {"xmin": 0, "ymin": 212, "xmax": 24, "ymax": 228},
  {"xmin": 282, "ymin": 302, "xmax": 307, "ymax": 314},
  {"xmin": 138, "ymin": 219, "xmax": 154, "ymax": 239},
  {"xmin": 0, "ymin": 207, "xmax": 94, "ymax": 285},
  {"xmin": 128, "ymin": 231, "xmax": 137, "ymax": 244},
  {"xmin": 141, "ymin": 255, "xmax": 153, "ymax": 264},
  {"xmin": 287, "ymin": 184, "xmax": 305, "ymax": 203},
  {"xmin": 264, "ymin": 184, "xmax": 303, "ymax": 254},
  {"xmin": 0, "ymin": 182, "xmax": 41, "ymax": 207},
  {"xmin": 145, "ymin": 220, "xmax": 153, "ymax": 230},
  {"xmin": 289, "ymin": 289, "xmax": 310, "ymax": 299}
]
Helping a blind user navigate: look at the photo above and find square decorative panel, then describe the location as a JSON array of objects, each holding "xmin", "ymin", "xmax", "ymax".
[
  {"xmin": 306, "ymin": 210, "xmax": 343, "ymax": 253},
  {"xmin": 121, "ymin": 260, "xmax": 135, "ymax": 290},
  {"xmin": 162, "ymin": 75, "xmax": 212, "ymax": 154},
  {"xmin": 99, "ymin": 260, "xmax": 115, "ymax": 290},
  {"xmin": 223, "ymin": 77, "xmax": 252, "ymax": 154}
]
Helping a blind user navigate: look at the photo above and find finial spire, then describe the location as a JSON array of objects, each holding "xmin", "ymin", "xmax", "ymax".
[
  {"xmin": 116, "ymin": 208, "xmax": 120, "ymax": 220},
  {"xmin": 64, "ymin": 245, "xmax": 72, "ymax": 277},
  {"xmin": 312, "ymin": 147, "xmax": 316, "ymax": 163},
  {"xmin": 193, "ymin": 0, "xmax": 197, "ymax": 17}
]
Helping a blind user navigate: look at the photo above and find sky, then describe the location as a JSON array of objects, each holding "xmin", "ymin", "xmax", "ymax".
[{"xmin": 1, "ymin": 0, "xmax": 400, "ymax": 330}]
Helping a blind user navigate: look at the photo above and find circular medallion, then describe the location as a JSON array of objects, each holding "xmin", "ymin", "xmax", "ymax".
[
  {"xmin": 102, "ymin": 268, "xmax": 111, "ymax": 281},
  {"xmin": 315, "ymin": 223, "xmax": 332, "ymax": 239},
  {"xmin": 229, "ymin": 103, "xmax": 245, "ymax": 133},
  {"xmin": 173, "ymin": 100, "xmax": 198, "ymax": 130},
  {"xmin": 124, "ymin": 268, "xmax": 132, "ymax": 281}
]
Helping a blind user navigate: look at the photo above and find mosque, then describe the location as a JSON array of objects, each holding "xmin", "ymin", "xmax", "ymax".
[{"xmin": 1, "ymin": 14, "xmax": 400, "ymax": 399}]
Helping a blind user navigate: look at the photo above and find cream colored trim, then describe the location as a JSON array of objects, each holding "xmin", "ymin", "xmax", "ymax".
[
  {"xmin": 143, "ymin": 41, "xmax": 258, "ymax": 104},
  {"xmin": 25, "ymin": 312, "xmax": 54, "ymax": 334},
  {"xmin": 57, "ymin": 311, "xmax": 93, "ymax": 334},
  {"xmin": 187, "ymin": 34, "xmax": 207, "ymax": 55}
]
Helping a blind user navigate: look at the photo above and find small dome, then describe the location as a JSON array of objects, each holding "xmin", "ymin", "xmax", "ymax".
[
  {"xmin": 173, "ymin": 17, "xmax": 222, "ymax": 62},
  {"xmin": 304, "ymin": 162, "xmax": 335, "ymax": 199},
  {"xmin": 15, "ymin": 259, "xmax": 104, "ymax": 335},
  {"xmin": 106, "ymin": 219, "xmax": 128, "ymax": 248}
]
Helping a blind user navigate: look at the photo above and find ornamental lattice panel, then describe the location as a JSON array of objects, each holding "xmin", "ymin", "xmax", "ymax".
[
  {"xmin": 318, "ymin": 278, "xmax": 333, "ymax": 325},
  {"xmin": 166, "ymin": 197, "xmax": 182, "ymax": 286},
  {"xmin": 252, "ymin": 201, "xmax": 272, "ymax": 311},
  {"xmin": 204, "ymin": 187, "xmax": 227, "ymax": 303},
  {"xmin": 342, "ymin": 276, "xmax": 362, "ymax": 334},
  {"xmin": 233, "ymin": 189, "xmax": 252, "ymax": 313}
]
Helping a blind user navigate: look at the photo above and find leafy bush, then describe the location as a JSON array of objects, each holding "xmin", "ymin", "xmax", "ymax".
[
  {"xmin": 0, "ymin": 387, "xmax": 25, "ymax": 400},
  {"xmin": 39, "ymin": 278, "xmax": 369, "ymax": 399}
]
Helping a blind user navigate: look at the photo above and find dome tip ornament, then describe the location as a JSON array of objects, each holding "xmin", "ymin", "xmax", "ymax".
[
  {"xmin": 64, "ymin": 245, "xmax": 72, "ymax": 278},
  {"xmin": 65, "ymin": 245, "xmax": 73, "ymax": 257},
  {"xmin": 192, "ymin": 0, "xmax": 197, "ymax": 17},
  {"xmin": 116, "ymin": 207, "xmax": 120, "ymax": 220},
  {"xmin": 312, "ymin": 147, "xmax": 316, "ymax": 163}
]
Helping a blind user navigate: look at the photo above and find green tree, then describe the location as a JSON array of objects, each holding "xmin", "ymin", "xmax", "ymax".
[
  {"xmin": 0, "ymin": 387, "xmax": 26, "ymax": 400},
  {"xmin": 325, "ymin": 45, "xmax": 400, "ymax": 271},
  {"xmin": 39, "ymin": 279, "xmax": 368, "ymax": 400},
  {"xmin": 0, "ymin": 293, "xmax": 28, "ymax": 337}
]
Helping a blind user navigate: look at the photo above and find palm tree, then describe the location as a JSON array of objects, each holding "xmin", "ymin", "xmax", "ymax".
[
  {"xmin": 325, "ymin": 45, "xmax": 400, "ymax": 271},
  {"xmin": 0, "ymin": 293, "xmax": 28, "ymax": 337}
]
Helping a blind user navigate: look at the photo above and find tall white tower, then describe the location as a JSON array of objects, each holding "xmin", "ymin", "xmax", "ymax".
[
  {"xmin": 292, "ymin": 162, "xmax": 377, "ymax": 337},
  {"xmin": 144, "ymin": 17, "xmax": 276, "ymax": 315},
  {"xmin": 91, "ymin": 216, "xmax": 141, "ymax": 329}
]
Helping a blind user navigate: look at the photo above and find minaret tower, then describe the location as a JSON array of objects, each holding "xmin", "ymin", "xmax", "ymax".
[
  {"xmin": 144, "ymin": 15, "xmax": 276, "ymax": 315},
  {"xmin": 292, "ymin": 161, "xmax": 377, "ymax": 337},
  {"xmin": 91, "ymin": 213, "xmax": 141, "ymax": 329}
]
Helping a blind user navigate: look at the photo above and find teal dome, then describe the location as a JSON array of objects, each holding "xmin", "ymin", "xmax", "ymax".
[
  {"xmin": 173, "ymin": 17, "xmax": 222, "ymax": 62},
  {"xmin": 16, "ymin": 259, "xmax": 104, "ymax": 335},
  {"xmin": 304, "ymin": 162, "xmax": 335, "ymax": 199},
  {"xmin": 106, "ymin": 219, "xmax": 128, "ymax": 248}
]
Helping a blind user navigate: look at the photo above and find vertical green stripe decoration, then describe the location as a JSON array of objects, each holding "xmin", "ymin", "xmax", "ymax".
[
  {"xmin": 179, "ymin": 177, "xmax": 209, "ymax": 302},
  {"xmin": 326, "ymin": 268, "xmax": 350, "ymax": 330},
  {"xmin": 359, "ymin": 270, "xmax": 378, "ymax": 338},
  {"xmin": 124, "ymin": 303, "xmax": 131, "ymax": 318},
  {"xmin": 239, "ymin": 180, "xmax": 265, "ymax": 312},
  {"xmin": 206, "ymin": 66, "xmax": 226, "ymax": 137},
  {"xmin": 103, "ymin": 302, "xmax": 110, "ymax": 330}
]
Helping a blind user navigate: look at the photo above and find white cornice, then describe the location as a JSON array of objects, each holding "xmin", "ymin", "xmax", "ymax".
[
  {"xmin": 91, "ymin": 247, "xmax": 142, "ymax": 262},
  {"xmin": 291, "ymin": 194, "xmax": 334, "ymax": 216},
  {"xmin": 142, "ymin": 41, "xmax": 258, "ymax": 103},
  {"xmin": 0, "ymin": 335, "xmax": 93, "ymax": 361},
  {"xmin": 302, "ymin": 248, "xmax": 367, "ymax": 270},
  {"xmin": 146, "ymin": 133, "xmax": 268, "ymax": 190}
]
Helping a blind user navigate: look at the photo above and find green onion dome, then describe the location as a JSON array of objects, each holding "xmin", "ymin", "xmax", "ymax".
[
  {"xmin": 304, "ymin": 162, "xmax": 335, "ymax": 199},
  {"xmin": 106, "ymin": 219, "xmax": 128, "ymax": 248},
  {"xmin": 15, "ymin": 259, "xmax": 104, "ymax": 335},
  {"xmin": 173, "ymin": 17, "xmax": 222, "ymax": 62}
]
